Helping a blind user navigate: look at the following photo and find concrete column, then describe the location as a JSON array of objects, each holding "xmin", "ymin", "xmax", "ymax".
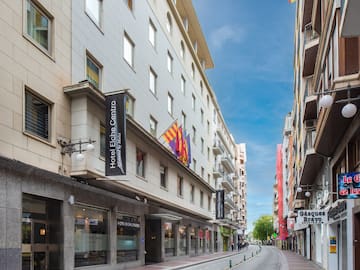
[
  {"xmin": 195, "ymin": 227, "xmax": 199, "ymax": 255},
  {"xmin": 174, "ymin": 223, "xmax": 179, "ymax": 256},
  {"xmin": 0, "ymin": 174, "xmax": 22, "ymax": 270}
]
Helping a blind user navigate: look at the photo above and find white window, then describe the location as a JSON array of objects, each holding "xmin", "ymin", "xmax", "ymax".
[
  {"xmin": 181, "ymin": 75, "xmax": 185, "ymax": 95},
  {"xmin": 25, "ymin": 89, "xmax": 51, "ymax": 141},
  {"xmin": 207, "ymin": 95, "xmax": 209, "ymax": 107},
  {"xmin": 25, "ymin": 0, "xmax": 52, "ymax": 53},
  {"xmin": 190, "ymin": 185, "xmax": 195, "ymax": 203},
  {"xmin": 150, "ymin": 116, "xmax": 157, "ymax": 136},
  {"xmin": 136, "ymin": 148, "xmax": 146, "ymax": 177},
  {"xmin": 149, "ymin": 20, "xmax": 156, "ymax": 47},
  {"xmin": 123, "ymin": 33, "xmax": 134, "ymax": 67},
  {"xmin": 125, "ymin": 94, "xmax": 135, "ymax": 117},
  {"xmin": 160, "ymin": 164, "xmax": 167, "ymax": 188},
  {"xmin": 207, "ymin": 120, "xmax": 210, "ymax": 134},
  {"xmin": 167, "ymin": 93, "xmax": 173, "ymax": 115},
  {"xmin": 191, "ymin": 94, "xmax": 196, "ymax": 111},
  {"xmin": 200, "ymin": 191, "xmax": 204, "ymax": 207},
  {"xmin": 192, "ymin": 126, "xmax": 196, "ymax": 144},
  {"xmin": 191, "ymin": 63, "xmax": 195, "ymax": 79},
  {"xmin": 193, "ymin": 158, "xmax": 196, "ymax": 172},
  {"xmin": 200, "ymin": 109, "xmax": 204, "ymax": 124},
  {"xmin": 166, "ymin": 12, "xmax": 172, "ymax": 33},
  {"xmin": 86, "ymin": 53, "xmax": 102, "ymax": 89},
  {"xmin": 181, "ymin": 112, "xmax": 186, "ymax": 130},
  {"xmin": 180, "ymin": 41, "xmax": 185, "ymax": 59},
  {"xmin": 201, "ymin": 138, "xmax": 204, "ymax": 153},
  {"xmin": 167, "ymin": 51, "xmax": 173, "ymax": 73},
  {"xmin": 85, "ymin": 0, "xmax": 101, "ymax": 26},
  {"xmin": 177, "ymin": 175, "xmax": 183, "ymax": 197},
  {"xmin": 200, "ymin": 81, "xmax": 203, "ymax": 96},
  {"xmin": 149, "ymin": 68, "xmax": 157, "ymax": 95},
  {"xmin": 100, "ymin": 123, "xmax": 105, "ymax": 157}
]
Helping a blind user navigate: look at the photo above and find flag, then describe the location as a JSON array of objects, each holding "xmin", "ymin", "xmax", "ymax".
[
  {"xmin": 288, "ymin": 0, "xmax": 296, "ymax": 3},
  {"xmin": 179, "ymin": 130, "xmax": 188, "ymax": 165},
  {"xmin": 176, "ymin": 126, "xmax": 183, "ymax": 155},
  {"xmin": 162, "ymin": 121, "xmax": 178, "ymax": 143}
]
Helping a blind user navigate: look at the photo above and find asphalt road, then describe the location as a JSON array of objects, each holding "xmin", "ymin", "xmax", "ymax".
[{"xmin": 181, "ymin": 245, "xmax": 287, "ymax": 270}]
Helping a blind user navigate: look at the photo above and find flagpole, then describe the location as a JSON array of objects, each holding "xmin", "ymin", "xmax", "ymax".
[{"xmin": 158, "ymin": 118, "xmax": 178, "ymax": 140}]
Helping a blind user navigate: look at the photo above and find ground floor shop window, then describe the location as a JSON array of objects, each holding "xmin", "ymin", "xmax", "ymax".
[
  {"xmin": 214, "ymin": 231, "xmax": 218, "ymax": 252},
  {"xmin": 117, "ymin": 215, "xmax": 140, "ymax": 263},
  {"xmin": 190, "ymin": 227, "xmax": 196, "ymax": 252},
  {"xmin": 164, "ymin": 222, "xmax": 175, "ymax": 256},
  {"xmin": 178, "ymin": 225, "xmax": 187, "ymax": 255},
  {"xmin": 74, "ymin": 206, "xmax": 108, "ymax": 267},
  {"xmin": 199, "ymin": 229, "xmax": 204, "ymax": 252},
  {"xmin": 206, "ymin": 230, "xmax": 211, "ymax": 251}
]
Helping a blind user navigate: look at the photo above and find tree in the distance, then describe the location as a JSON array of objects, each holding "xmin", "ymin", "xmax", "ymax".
[{"xmin": 253, "ymin": 215, "xmax": 273, "ymax": 241}]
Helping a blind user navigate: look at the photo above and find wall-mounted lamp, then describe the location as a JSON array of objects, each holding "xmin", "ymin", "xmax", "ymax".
[
  {"xmin": 68, "ymin": 195, "xmax": 75, "ymax": 205},
  {"xmin": 58, "ymin": 138, "xmax": 96, "ymax": 161},
  {"xmin": 318, "ymin": 84, "xmax": 360, "ymax": 118}
]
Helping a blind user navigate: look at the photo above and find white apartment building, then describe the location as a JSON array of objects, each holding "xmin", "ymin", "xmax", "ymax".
[{"xmin": 0, "ymin": 0, "xmax": 242, "ymax": 269}]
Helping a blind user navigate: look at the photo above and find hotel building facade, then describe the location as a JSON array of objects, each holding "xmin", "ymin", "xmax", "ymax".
[{"xmin": 0, "ymin": 0, "xmax": 247, "ymax": 269}]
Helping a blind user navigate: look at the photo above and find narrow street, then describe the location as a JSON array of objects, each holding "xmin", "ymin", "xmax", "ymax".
[
  {"xmin": 178, "ymin": 246, "xmax": 284, "ymax": 270},
  {"xmin": 176, "ymin": 246, "xmax": 322, "ymax": 270}
]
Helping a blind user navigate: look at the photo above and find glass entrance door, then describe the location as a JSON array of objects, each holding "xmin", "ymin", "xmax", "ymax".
[{"xmin": 22, "ymin": 194, "xmax": 62, "ymax": 270}]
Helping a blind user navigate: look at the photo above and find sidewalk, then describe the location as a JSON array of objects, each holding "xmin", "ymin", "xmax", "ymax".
[
  {"xmin": 130, "ymin": 247, "xmax": 253, "ymax": 270},
  {"xmin": 281, "ymin": 250, "xmax": 324, "ymax": 270}
]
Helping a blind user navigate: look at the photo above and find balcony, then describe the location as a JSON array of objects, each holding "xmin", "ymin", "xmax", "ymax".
[
  {"xmin": 221, "ymin": 154, "xmax": 235, "ymax": 172},
  {"xmin": 221, "ymin": 175, "xmax": 235, "ymax": 192},
  {"xmin": 340, "ymin": 0, "xmax": 360, "ymax": 37},
  {"xmin": 224, "ymin": 194, "xmax": 235, "ymax": 209},
  {"xmin": 213, "ymin": 139, "xmax": 224, "ymax": 155},
  {"xmin": 302, "ymin": 0, "xmax": 314, "ymax": 31},
  {"xmin": 300, "ymin": 128, "xmax": 324, "ymax": 185},
  {"xmin": 315, "ymin": 84, "xmax": 360, "ymax": 156},
  {"xmin": 212, "ymin": 164, "xmax": 223, "ymax": 178},
  {"xmin": 303, "ymin": 77, "xmax": 317, "ymax": 121},
  {"xmin": 303, "ymin": 24, "xmax": 319, "ymax": 77},
  {"xmin": 299, "ymin": 128, "xmax": 323, "ymax": 185}
]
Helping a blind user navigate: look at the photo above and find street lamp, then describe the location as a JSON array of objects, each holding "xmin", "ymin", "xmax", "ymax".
[
  {"xmin": 318, "ymin": 84, "xmax": 360, "ymax": 118},
  {"xmin": 58, "ymin": 138, "xmax": 96, "ymax": 160}
]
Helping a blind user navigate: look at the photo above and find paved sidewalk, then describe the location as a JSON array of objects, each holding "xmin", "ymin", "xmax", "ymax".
[
  {"xmin": 130, "ymin": 246, "xmax": 254, "ymax": 270},
  {"xmin": 281, "ymin": 250, "xmax": 324, "ymax": 270}
]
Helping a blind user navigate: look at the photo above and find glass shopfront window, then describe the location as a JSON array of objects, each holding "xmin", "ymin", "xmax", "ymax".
[
  {"xmin": 199, "ymin": 229, "xmax": 204, "ymax": 253},
  {"xmin": 164, "ymin": 222, "xmax": 175, "ymax": 256},
  {"xmin": 74, "ymin": 206, "xmax": 108, "ymax": 267},
  {"xmin": 117, "ymin": 215, "xmax": 140, "ymax": 263},
  {"xmin": 190, "ymin": 227, "xmax": 196, "ymax": 252},
  {"xmin": 178, "ymin": 225, "xmax": 187, "ymax": 255}
]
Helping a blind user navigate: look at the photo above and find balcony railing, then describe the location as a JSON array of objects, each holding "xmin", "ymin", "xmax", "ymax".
[
  {"xmin": 221, "ymin": 154, "xmax": 235, "ymax": 172},
  {"xmin": 213, "ymin": 139, "xmax": 225, "ymax": 155},
  {"xmin": 304, "ymin": 128, "xmax": 316, "ymax": 155}
]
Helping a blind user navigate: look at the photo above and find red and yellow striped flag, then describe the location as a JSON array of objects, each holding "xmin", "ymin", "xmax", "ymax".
[
  {"xmin": 288, "ymin": 0, "xmax": 296, "ymax": 3},
  {"xmin": 162, "ymin": 121, "xmax": 178, "ymax": 143}
]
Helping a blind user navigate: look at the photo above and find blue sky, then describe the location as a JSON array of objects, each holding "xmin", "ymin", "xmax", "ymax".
[{"xmin": 192, "ymin": 0, "xmax": 296, "ymax": 232}]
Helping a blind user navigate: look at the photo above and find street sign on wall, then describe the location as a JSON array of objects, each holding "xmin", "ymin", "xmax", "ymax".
[
  {"xmin": 296, "ymin": 210, "xmax": 327, "ymax": 224},
  {"xmin": 338, "ymin": 172, "xmax": 360, "ymax": 199}
]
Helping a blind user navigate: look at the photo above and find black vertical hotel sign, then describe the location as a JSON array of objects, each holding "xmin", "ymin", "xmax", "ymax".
[
  {"xmin": 216, "ymin": 190, "xmax": 224, "ymax": 219},
  {"xmin": 105, "ymin": 93, "xmax": 126, "ymax": 176}
]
